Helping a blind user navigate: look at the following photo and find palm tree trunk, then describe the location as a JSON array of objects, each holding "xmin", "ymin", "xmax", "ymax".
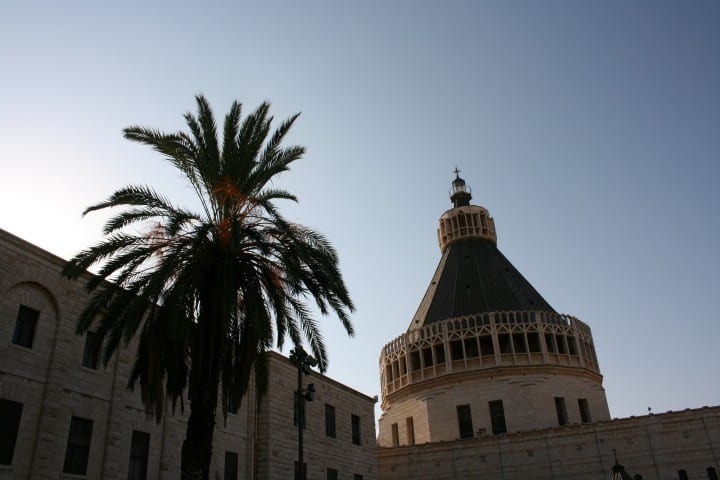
[
  {"xmin": 181, "ymin": 386, "xmax": 218, "ymax": 479},
  {"xmin": 181, "ymin": 279, "xmax": 226, "ymax": 480}
]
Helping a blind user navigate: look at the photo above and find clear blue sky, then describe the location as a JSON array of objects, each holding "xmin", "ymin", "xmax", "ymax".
[{"xmin": 1, "ymin": 1, "xmax": 718, "ymax": 424}]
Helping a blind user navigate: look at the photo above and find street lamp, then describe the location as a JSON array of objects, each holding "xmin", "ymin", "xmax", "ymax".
[{"xmin": 289, "ymin": 346, "xmax": 317, "ymax": 480}]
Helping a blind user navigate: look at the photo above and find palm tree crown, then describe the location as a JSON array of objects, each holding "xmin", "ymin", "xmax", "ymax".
[{"xmin": 62, "ymin": 95, "xmax": 354, "ymax": 479}]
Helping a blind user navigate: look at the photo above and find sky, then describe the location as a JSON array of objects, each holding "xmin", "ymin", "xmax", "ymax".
[{"xmin": 1, "ymin": 1, "xmax": 718, "ymax": 427}]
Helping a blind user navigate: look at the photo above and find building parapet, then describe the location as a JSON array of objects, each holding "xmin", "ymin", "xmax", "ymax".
[{"xmin": 379, "ymin": 311, "xmax": 600, "ymax": 406}]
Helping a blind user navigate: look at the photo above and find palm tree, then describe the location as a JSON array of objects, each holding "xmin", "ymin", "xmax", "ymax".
[{"xmin": 62, "ymin": 95, "xmax": 354, "ymax": 479}]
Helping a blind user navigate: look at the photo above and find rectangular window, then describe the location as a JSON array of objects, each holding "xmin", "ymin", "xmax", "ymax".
[
  {"xmin": 545, "ymin": 333, "xmax": 557, "ymax": 353},
  {"xmin": 0, "ymin": 399, "xmax": 23, "ymax": 465},
  {"xmin": 512, "ymin": 333, "xmax": 527, "ymax": 353},
  {"xmin": 406, "ymin": 417, "xmax": 415, "ymax": 445},
  {"xmin": 325, "ymin": 404, "xmax": 336, "ymax": 438},
  {"xmin": 351, "ymin": 414, "xmax": 361, "ymax": 445},
  {"xmin": 410, "ymin": 351, "xmax": 421, "ymax": 371},
  {"xmin": 422, "ymin": 347, "xmax": 433, "ymax": 367},
  {"xmin": 555, "ymin": 397, "xmax": 568, "ymax": 426},
  {"xmin": 450, "ymin": 340, "xmax": 464, "ymax": 360},
  {"xmin": 434, "ymin": 344, "xmax": 445, "ymax": 364},
  {"xmin": 556, "ymin": 335, "xmax": 568, "ymax": 354},
  {"xmin": 294, "ymin": 461, "xmax": 306, "ymax": 480},
  {"xmin": 63, "ymin": 416, "xmax": 93, "ymax": 475},
  {"xmin": 567, "ymin": 336, "xmax": 578, "ymax": 355},
  {"xmin": 82, "ymin": 331, "xmax": 101, "ymax": 369},
  {"xmin": 12, "ymin": 305, "xmax": 39, "ymax": 348},
  {"xmin": 489, "ymin": 400, "xmax": 507, "ymax": 434},
  {"xmin": 527, "ymin": 332, "xmax": 542, "ymax": 352},
  {"xmin": 354, "ymin": 475, "xmax": 364, "ymax": 480},
  {"xmin": 391, "ymin": 423, "xmax": 399, "ymax": 447},
  {"xmin": 479, "ymin": 335, "xmax": 494, "ymax": 356},
  {"xmin": 326, "ymin": 468, "xmax": 338, "ymax": 480},
  {"xmin": 464, "ymin": 337, "xmax": 479, "ymax": 358},
  {"xmin": 456, "ymin": 405, "xmax": 474, "ymax": 439},
  {"xmin": 578, "ymin": 398, "xmax": 592, "ymax": 423},
  {"xmin": 293, "ymin": 392, "xmax": 305, "ymax": 428},
  {"xmin": 127, "ymin": 430, "xmax": 149, "ymax": 480},
  {"xmin": 224, "ymin": 451, "xmax": 238, "ymax": 480},
  {"xmin": 498, "ymin": 334, "xmax": 512, "ymax": 354}
]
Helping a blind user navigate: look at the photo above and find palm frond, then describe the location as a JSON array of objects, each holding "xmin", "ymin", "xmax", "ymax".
[{"xmin": 63, "ymin": 95, "xmax": 355, "ymax": 438}]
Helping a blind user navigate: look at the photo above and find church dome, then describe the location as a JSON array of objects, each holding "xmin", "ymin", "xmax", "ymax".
[{"xmin": 377, "ymin": 173, "xmax": 610, "ymax": 446}]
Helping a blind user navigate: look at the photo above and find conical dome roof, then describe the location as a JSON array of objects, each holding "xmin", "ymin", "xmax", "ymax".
[{"xmin": 409, "ymin": 175, "xmax": 555, "ymax": 331}]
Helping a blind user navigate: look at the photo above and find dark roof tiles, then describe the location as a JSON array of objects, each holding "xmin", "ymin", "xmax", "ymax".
[{"xmin": 410, "ymin": 237, "xmax": 555, "ymax": 330}]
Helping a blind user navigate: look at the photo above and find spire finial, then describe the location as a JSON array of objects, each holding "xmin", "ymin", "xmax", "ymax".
[{"xmin": 450, "ymin": 168, "xmax": 471, "ymax": 207}]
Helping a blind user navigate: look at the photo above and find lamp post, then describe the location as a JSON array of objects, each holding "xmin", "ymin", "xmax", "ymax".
[{"xmin": 289, "ymin": 346, "xmax": 317, "ymax": 480}]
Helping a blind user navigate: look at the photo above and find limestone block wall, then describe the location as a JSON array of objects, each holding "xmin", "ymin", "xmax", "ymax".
[
  {"xmin": 378, "ymin": 367, "xmax": 610, "ymax": 447},
  {"xmin": 377, "ymin": 406, "xmax": 720, "ymax": 480},
  {"xmin": 256, "ymin": 352, "xmax": 378, "ymax": 480},
  {"xmin": 0, "ymin": 228, "xmax": 376, "ymax": 480},
  {"xmin": 377, "ymin": 392, "xmax": 430, "ymax": 446},
  {"xmin": 0, "ymin": 229, "xmax": 255, "ymax": 480}
]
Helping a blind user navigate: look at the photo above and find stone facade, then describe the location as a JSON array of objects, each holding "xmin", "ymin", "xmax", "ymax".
[
  {"xmin": 0, "ymin": 228, "xmax": 377, "ymax": 480},
  {"xmin": 378, "ymin": 406, "xmax": 720, "ymax": 480},
  {"xmin": 376, "ymin": 176, "xmax": 720, "ymax": 479},
  {"xmin": 378, "ymin": 367, "xmax": 610, "ymax": 447},
  {"xmin": 378, "ymin": 312, "xmax": 610, "ymax": 445}
]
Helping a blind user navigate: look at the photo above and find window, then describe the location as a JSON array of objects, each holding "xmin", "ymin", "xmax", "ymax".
[
  {"xmin": 0, "ymin": 399, "xmax": 23, "ymax": 465},
  {"xmin": 545, "ymin": 333, "xmax": 557, "ymax": 353},
  {"xmin": 498, "ymin": 334, "xmax": 512, "ymax": 354},
  {"xmin": 293, "ymin": 392, "xmax": 305, "ymax": 428},
  {"xmin": 406, "ymin": 417, "xmax": 415, "ymax": 445},
  {"xmin": 633, "ymin": 475, "xmax": 643, "ymax": 480},
  {"xmin": 63, "ymin": 416, "xmax": 93, "ymax": 475},
  {"xmin": 489, "ymin": 400, "xmax": 507, "ymax": 434},
  {"xmin": 464, "ymin": 337, "xmax": 479, "ymax": 358},
  {"xmin": 567, "ymin": 336, "xmax": 578, "ymax": 355},
  {"xmin": 708, "ymin": 467, "xmax": 718, "ymax": 480},
  {"xmin": 82, "ymin": 331, "xmax": 101, "ymax": 369},
  {"xmin": 527, "ymin": 332, "xmax": 542, "ymax": 352},
  {"xmin": 555, "ymin": 397, "xmax": 568, "ymax": 426},
  {"xmin": 224, "ymin": 451, "xmax": 238, "ymax": 480},
  {"xmin": 325, "ymin": 404, "xmax": 336, "ymax": 438},
  {"xmin": 479, "ymin": 335, "xmax": 494, "ymax": 355},
  {"xmin": 391, "ymin": 423, "xmax": 399, "ymax": 447},
  {"xmin": 450, "ymin": 340, "xmax": 463, "ymax": 360},
  {"xmin": 422, "ymin": 347, "xmax": 433, "ymax": 367},
  {"xmin": 410, "ymin": 351, "xmax": 421, "ymax": 371},
  {"xmin": 294, "ymin": 461, "xmax": 306, "ymax": 480},
  {"xmin": 456, "ymin": 405, "xmax": 474, "ymax": 439},
  {"xmin": 578, "ymin": 398, "xmax": 591, "ymax": 423},
  {"xmin": 434, "ymin": 344, "xmax": 445, "ymax": 364},
  {"xmin": 326, "ymin": 468, "xmax": 338, "ymax": 480},
  {"xmin": 351, "ymin": 414, "xmax": 361, "ymax": 445},
  {"xmin": 512, "ymin": 333, "xmax": 527, "ymax": 353},
  {"xmin": 556, "ymin": 334, "xmax": 568, "ymax": 354},
  {"xmin": 127, "ymin": 430, "xmax": 149, "ymax": 480},
  {"xmin": 354, "ymin": 475, "xmax": 364, "ymax": 480},
  {"xmin": 679, "ymin": 470, "xmax": 688, "ymax": 480},
  {"xmin": 12, "ymin": 305, "xmax": 39, "ymax": 348}
]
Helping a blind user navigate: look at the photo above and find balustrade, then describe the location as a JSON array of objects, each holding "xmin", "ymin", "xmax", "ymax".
[{"xmin": 380, "ymin": 311, "xmax": 600, "ymax": 399}]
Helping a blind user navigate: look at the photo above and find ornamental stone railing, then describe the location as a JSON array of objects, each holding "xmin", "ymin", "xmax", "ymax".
[{"xmin": 379, "ymin": 311, "xmax": 600, "ymax": 404}]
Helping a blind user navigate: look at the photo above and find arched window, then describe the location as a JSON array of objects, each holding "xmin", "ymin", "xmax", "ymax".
[{"xmin": 678, "ymin": 469, "xmax": 688, "ymax": 480}]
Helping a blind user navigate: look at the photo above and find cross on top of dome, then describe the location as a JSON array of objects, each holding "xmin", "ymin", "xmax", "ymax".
[{"xmin": 450, "ymin": 167, "xmax": 472, "ymax": 207}]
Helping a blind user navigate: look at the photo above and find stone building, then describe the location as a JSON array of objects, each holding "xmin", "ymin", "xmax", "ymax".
[
  {"xmin": 376, "ymin": 174, "xmax": 720, "ymax": 479},
  {"xmin": 0, "ymin": 227, "xmax": 377, "ymax": 480}
]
